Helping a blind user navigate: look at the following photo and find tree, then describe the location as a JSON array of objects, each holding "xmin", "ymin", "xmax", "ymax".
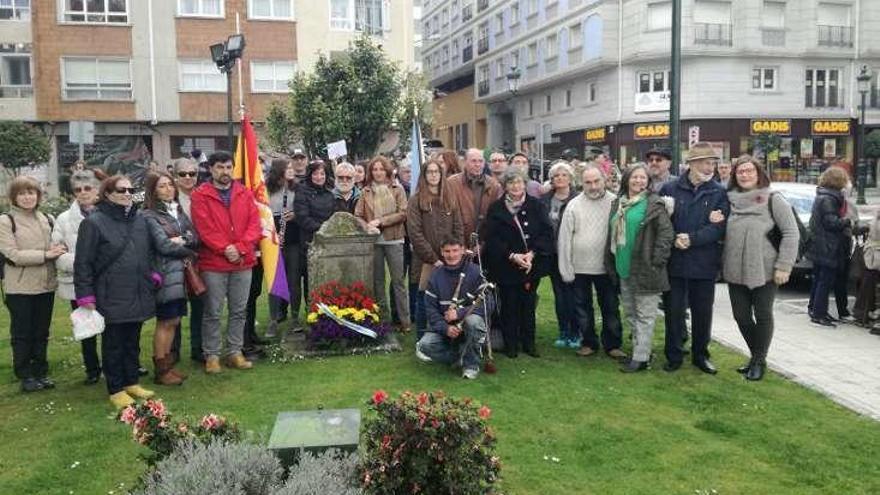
[
  {"xmin": 268, "ymin": 35, "xmax": 404, "ymax": 160},
  {"xmin": 0, "ymin": 121, "xmax": 50, "ymax": 174},
  {"xmin": 865, "ymin": 129, "xmax": 880, "ymax": 160}
]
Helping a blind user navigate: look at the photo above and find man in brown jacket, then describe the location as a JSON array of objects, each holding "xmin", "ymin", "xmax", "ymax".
[{"xmin": 446, "ymin": 148, "xmax": 502, "ymax": 248}]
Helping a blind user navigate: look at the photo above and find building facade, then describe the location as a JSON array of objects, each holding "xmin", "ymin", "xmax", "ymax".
[{"xmin": 423, "ymin": 0, "xmax": 880, "ymax": 183}]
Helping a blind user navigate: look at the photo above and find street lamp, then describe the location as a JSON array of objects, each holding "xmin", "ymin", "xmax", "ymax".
[
  {"xmin": 209, "ymin": 34, "xmax": 246, "ymax": 150},
  {"xmin": 506, "ymin": 66, "xmax": 521, "ymax": 95},
  {"xmin": 857, "ymin": 65, "xmax": 872, "ymax": 205}
]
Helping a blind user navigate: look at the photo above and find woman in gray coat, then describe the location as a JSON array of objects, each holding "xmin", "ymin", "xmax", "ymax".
[
  {"xmin": 723, "ymin": 155, "xmax": 799, "ymax": 381},
  {"xmin": 142, "ymin": 172, "xmax": 199, "ymax": 386}
]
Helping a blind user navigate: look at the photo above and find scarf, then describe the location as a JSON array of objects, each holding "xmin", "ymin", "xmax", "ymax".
[
  {"xmin": 504, "ymin": 193, "xmax": 526, "ymax": 215},
  {"xmin": 611, "ymin": 192, "xmax": 646, "ymax": 253},
  {"xmin": 371, "ymin": 183, "xmax": 397, "ymax": 219},
  {"xmin": 162, "ymin": 200, "xmax": 180, "ymax": 221}
]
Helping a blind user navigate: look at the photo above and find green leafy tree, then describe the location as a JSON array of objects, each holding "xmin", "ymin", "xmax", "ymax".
[
  {"xmin": 269, "ymin": 35, "xmax": 403, "ymax": 160},
  {"xmin": 865, "ymin": 129, "xmax": 880, "ymax": 159},
  {"xmin": 0, "ymin": 121, "xmax": 50, "ymax": 174}
]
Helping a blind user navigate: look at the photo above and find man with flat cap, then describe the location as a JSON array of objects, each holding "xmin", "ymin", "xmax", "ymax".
[{"xmin": 646, "ymin": 147, "xmax": 677, "ymax": 193}]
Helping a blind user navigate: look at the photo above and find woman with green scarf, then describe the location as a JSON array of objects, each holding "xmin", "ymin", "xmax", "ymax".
[{"xmin": 606, "ymin": 164, "xmax": 675, "ymax": 373}]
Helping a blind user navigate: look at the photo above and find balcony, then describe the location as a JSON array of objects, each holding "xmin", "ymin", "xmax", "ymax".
[
  {"xmin": 817, "ymin": 25, "xmax": 853, "ymax": 47},
  {"xmin": 694, "ymin": 23, "xmax": 732, "ymax": 46},
  {"xmin": 478, "ymin": 80, "xmax": 489, "ymax": 96},
  {"xmin": 462, "ymin": 5, "xmax": 472, "ymax": 23},
  {"xmin": 0, "ymin": 85, "xmax": 33, "ymax": 98},
  {"xmin": 477, "ymin": 37, "xmax": 489, "ymax": 55},
  {"xmin": 462, "ymin": 45, "xmax": 473, "ymax": 63},
  {"xmin": 761, "ymin": 28, "xmax": 785, "ymax": 47},
  {"xmin": 477, "ymin": 0, "xmax": 489, "ymax": 12}
]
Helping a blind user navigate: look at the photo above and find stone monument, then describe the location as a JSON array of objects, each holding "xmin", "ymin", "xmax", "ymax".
[
  {"xmin": 267, "ymin": 408, "xmax": 361, "ymax": 468},
  {"xmin": 307, "ymin": 212, "xmax": 378, "ymax": 297}
]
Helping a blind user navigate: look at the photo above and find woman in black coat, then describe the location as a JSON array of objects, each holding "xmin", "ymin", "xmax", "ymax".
[
  {"xmin": 485, "ymin": 169, "xmax": 554, "ymax": 358},
  {"xmin": 293, "ymin": 160, "xmax": 335, "ymax": 300},
  {"xmin": 807, "ymin": 166, "xmax": 853, "ymax": 327},
  {"xmin": 75, "ymin": 175, "xmax": 158, "ymax": 409}
]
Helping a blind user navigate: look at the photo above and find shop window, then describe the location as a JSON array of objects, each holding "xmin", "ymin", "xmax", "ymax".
[
  {"xmin": 805, "ymin": 68, "xmax": 843, "ymax": 108},
  {"xmin": 752, "ymin": 67, "xmax": 777, "ymax": 91}
]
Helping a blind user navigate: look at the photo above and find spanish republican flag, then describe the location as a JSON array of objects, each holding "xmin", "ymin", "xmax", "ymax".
[{"xmin": 233, "ymin": 115, "xmax": 289, "ymax": 301}]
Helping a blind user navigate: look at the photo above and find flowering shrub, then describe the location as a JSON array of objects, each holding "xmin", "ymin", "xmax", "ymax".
[
  {"xmin": 361, "ymin": 390, "xmax": 501, "ymax": 495},
  {"xmin": 306, "ymin": 280, "xmax": 391, "ymax": 349},
  {"xmin": 119, "ymin": 399, "xmax": 240, "ymax": 465}
]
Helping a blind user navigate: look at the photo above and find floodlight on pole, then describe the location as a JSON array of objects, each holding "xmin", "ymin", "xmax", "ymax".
[{"xmin": 208, "ymin": 35, "xmax": 246, "ymax": 150}]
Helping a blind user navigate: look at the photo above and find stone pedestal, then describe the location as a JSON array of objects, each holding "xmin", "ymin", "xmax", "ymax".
[
  {"xmin": 307, "ymin": 212, "xmax": 378, "ymax": 297},
  {"xmin": 267, "ymin": 408, "xmax": 361, "ymax": 468}
]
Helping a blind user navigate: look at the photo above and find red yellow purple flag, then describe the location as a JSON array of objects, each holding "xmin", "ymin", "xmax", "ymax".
[{"xmin": 233, "ymin": 115, "xmax": 289, "ymax": 301}]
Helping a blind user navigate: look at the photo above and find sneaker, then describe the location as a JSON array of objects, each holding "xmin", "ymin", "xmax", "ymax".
[
  {"xmin": 606, "ymin": 348, "xmax": 628, "ymax": 360},
  {"xmin": 567, "ymin": 339, "xmax": 582, "ymax": 349},
  {"xmin": 20, "ymin": 378, "xmax": 45, "ymax": 393},
  {"xmin": 462, "ymin": 367, "xmax": 479, "ymax": 380},
  {"xmin": 837, "ymin": 314, "xmax": 857, "ymax": 324},
  {"xmin": 553, "ymin": 338, "xmax": 568, "ymax": 348},
  {"xmin": 414, "ymin": 341, "xmax": 433, "ymax": 363},
  {"xmin": 576, "ymin": 346, "xmax": 596, "ymax": 357},
  {"xmin": 810, "ymin": 317, "xmax": 837, "ymax": 328}
]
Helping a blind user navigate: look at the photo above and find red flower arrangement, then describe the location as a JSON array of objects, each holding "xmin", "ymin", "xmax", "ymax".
[{"xmin": 306, "ymin": 280, "xmax": 390, "ymax": 349}]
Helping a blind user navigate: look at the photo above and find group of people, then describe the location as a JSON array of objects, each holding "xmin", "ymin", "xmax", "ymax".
[{"xmin": 3, "ymin": 139, "xmax": 875, "ymax": 402}]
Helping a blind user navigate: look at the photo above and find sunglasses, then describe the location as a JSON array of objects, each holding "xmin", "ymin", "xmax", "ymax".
[
  {"xmin": 73, "ymin": 185, "xmax": 93, "ymax": 193},
  {"xmin": 336, "ymin": 175, "xmax": 354, "ymax": 181},
  {"xmin": 177, "ymin": 171, "xmax": 197, "ymax": 178},
  {"xmin": 114, "ymin": 187, "xmax": 137, "ymax": 194}
]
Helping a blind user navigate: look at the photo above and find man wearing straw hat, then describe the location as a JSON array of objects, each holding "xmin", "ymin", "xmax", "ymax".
[{"xmin": 658, "ymin": 142, "xmax": 729, "ymax": 375}]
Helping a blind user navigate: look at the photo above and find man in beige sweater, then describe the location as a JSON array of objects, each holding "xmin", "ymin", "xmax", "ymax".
[{"xmin": 558, "ymin": 165, "xmax": 624, "ymax": 359}]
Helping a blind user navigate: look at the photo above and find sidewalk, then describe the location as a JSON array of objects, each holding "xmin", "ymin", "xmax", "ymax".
[{"xmin": 711, "ymin": 283, "xmax": 880, "ymax": 421}]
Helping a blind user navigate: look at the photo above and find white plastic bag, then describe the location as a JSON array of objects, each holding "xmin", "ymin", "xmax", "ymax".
[{"xmin": 70, "ymin": 307, "xmax": 105, "ymax": 341}]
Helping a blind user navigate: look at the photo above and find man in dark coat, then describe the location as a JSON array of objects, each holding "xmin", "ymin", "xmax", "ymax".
[{"xmin": 658, "ymin": 142, "xmax": 730, "ymax": 374}]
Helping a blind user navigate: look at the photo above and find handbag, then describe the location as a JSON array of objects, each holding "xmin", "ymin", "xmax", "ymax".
[{"xmin": 184, "ymin": 259, "xmax": 207, "ymax": 297}]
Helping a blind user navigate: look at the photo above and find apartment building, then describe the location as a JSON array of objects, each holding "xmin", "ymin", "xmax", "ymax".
[
  {"xmin": 423, "ymin": 0, "xmax": 880, "ymax": 183},
  {"xmin": 0, "ymin": 0, "xmax": 414, "ymax": 194}
]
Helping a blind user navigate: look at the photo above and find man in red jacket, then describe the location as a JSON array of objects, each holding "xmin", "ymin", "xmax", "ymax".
[{"xmin": 190, "ymin": 151, "xmax": 262, "ymax": 373}]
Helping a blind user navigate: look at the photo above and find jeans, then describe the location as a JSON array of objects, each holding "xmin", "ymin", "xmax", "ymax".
[
  {"xmin": 550, "ymin": 268, "xmax": 579, "ymax": 342},
  {"xmin": 808, "ymin": 265, "xmax": 837, "ymax": 319},
  {"xmin": 202, "ymin": 269, "xmax": 252, "ymax": 357},
  {"xmin": 619, "ymin": 279, "xmax": 660, "ymax": 363},
  {"xmin": 572, "ymin": 274, "xmax": 622, "ymax": 352},
  {"xmin": 6, "ymin": 293, "xmax": 54, "ymax": 380},
  {"xmin": 374, "ymin": 243, "xmax": 410, "ymax": 325},
  {"xmin": 728, "ymin": 282, "xmax": 777, "ymax": 364},
  {"xmin": 498, "ymin": 283, "xmax": 538, "ymax": 354},
  {"xmin": 71, "ymin": 300, "xmax": 101, "ymax": 377},
  {"xmin": 415, "ymin": 290, "xmax": 427, "ymax": 338},
  {"xmin": 416, "ymin": 314, "xmax": 487, "ymax": 371},
  {"xmin": 102, "ymin": 321, "xmax": 144, "ymax": 395},
  {"xmin": 665, "ymin": 277, "xmax": 715, "ymax": 364}
]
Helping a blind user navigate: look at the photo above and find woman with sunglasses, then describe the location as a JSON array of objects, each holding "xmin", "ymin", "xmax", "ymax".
[
  {"xmin": 74, "ymin": 175, "xmax": 159, "ymax": 408},
  {"xmin": 52, "ymin": 170, "xmax": 102, "ymax": 385},
  {"xmin": 143, "ymin": 172, "xmax": 200, "ymax": 386},
  {"xmin": 172, "ymin": 158, "xmax": 204, "ymax": 363}
]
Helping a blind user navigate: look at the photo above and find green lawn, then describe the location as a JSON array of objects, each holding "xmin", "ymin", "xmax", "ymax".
[{"xmin": 0, "ymin": 284, "xmax": 879, "ymax": 495}]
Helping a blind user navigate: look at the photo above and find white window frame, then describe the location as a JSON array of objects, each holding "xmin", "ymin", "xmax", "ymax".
[
  {"xmin": 568, "ymin": 22, "xmax": 582, "ymax": 49},
  {"xmin": 805, "ymin": 67, "xmax": 844, "ymax": 108},
  {"xmin": 494, "ymin": 12, "xmax": 504, "ymax": 34},
  {"xmin": 545, "ymin": 33, "xmax": 558, "ymax": 59},
  {"xmin": 527, "ymin": 42, "xmax": 538, "ymax": 66},
  {"xmin": 178, "ymin": 59, "xmax": 225, "ymax": 93},
  {"xmin": 330, "ymin": 0, "xmax": 389, "ymax": 34},
  {"xmin": 0, "ymin": 0, "xmax": 30, "ymax": 21},
  {"xmin": 60, "ymin": 0, "xmax": 129, "ymax": 24},
  {"xmin": 509, "ymin": 1, "xmax": 519, "ymax": 26},
  {"xmin": 761, "ymin": 0, "xmax": 785, "ymax": 29},
  {"xmin": 330, "ymin": 0, "xmax": 355, "ymax": 30},
  {"xmin": 0, "ymin": 53, "xmax": 33, "ymax": 97},
  {"xmin": 646, "ymin": 1, "xmax": 672, "ymax": 31},
  {"xmin": 248, "ymin": 0, "xmax": 294, "ymax": 21},
  {"xmin": 510, "ymin": 49, "xmax": 519, "ymax": 69},
  {"xmin": 61, "ymin": 56, "xmax": 133, "ymax": 101},
  {"xmin": 478, "ymin": 64, "xmax": 489, "ymax": 84},
  {"xmin": 526, "ymin": 0, "xmax": 538, "ymax": 18},
  {"xmin": 637, "ymin": 70, "xmax": 670, "ymax": 93},
  {"xmin": 250, "ymin": 60, "xmax": 295, "ymax": 93},
  {"xmin": 752, "ymin": 67, "xmax": 777, "ymax": 91},
  {"xmin": 495, "ymin": 58, "xmax": 505, "ymax": 79},
  {"xmin": 177, "ymin": 0, "xmax": 224, "ymax": 18}
]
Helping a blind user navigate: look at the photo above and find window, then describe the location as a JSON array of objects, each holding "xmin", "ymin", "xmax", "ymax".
[
  {"xmin": 588, "ymin": 82, "xmax": 596, "ymax": 102},
  {"xmin": 179, "ymin": 60, "xmax": 224, "ymax": 92},
  {"xmin": 569, "ymin": 23, "xmax": 582, "ymax": 48},
  {"xmin": 64, "ymin": 0, "xmax": 127, "ymax": 23},
  {"xmin": 510, "ymin": 49, "xmax": 519, "ymax": 69},
  {"xmin": 441, "ymin": 8, "xmax": 448, "ymax": 26},
  {"xmin": 752, "ymin": 67, "xmax": 776, "ymax": 91},
  {"xmin": 495, "ymin": 58, "xmax": 504, "ymax": 78},
  {"xmin": 638, "ymin": 70, "xmax": 669, "ymax": 93},
  {"xmin": 178, "ymin": 0, "xmax": 222, "ymax": 17},
  {"xmin": 331, "ymin": 0, "xmax": 389, "ymax": 34},
  {"xmin": 442, "ymin": 46, "xmax": 449, "ymax": 65},
  {"xmin": 62, "ymin": 57, "xmax": 132, "ymax": 100},
  {"xmin": 0, "ymin": 0, "xmax": 30, "ymax": 20},
  {"xmin": 647, "ymin": 1, "xmax": 671, "ymax": 30},
  {"xmin": 249, "ymin": 0, "xmax": 293, "ymax": 20},
  {"xmin": 545, "ymin": 34, "xmax": 558, "ymax": 59},
  {"xmin": 818, "ymin": 2, "xmax": 851, "ymax": 26},
  {"xmin": 528, "ymin": 98, "xmax": 533, "ymax": 116},
  {"xmin": 330, "ymin": 0, "xmax": 353, "ymax": 29},
  {"xmin": 694, "ymin": 0, "xmax": 731, "ymax": 24},
  {"xmin": 494, "ymin": 12, "xmax": 504, "ymax": 34},
  {"xmin": 565, "ymin": 89, "xmax": 572, "ymax": 107},
  {"xmin": 805, "ymin": 68, "xmax": 842, "ymax": 108},
  {"xmin": 762, "ymin": 1, "xmax": 784, "ymax": 28},
  {"xmin": 545, "ymin": 93, "xmax": 552, "ymax": 112},
  {"xmin": 526, "ymin": 0, "xmax": 537, "ymax": 17},
  {"xmin": 510, "ymin": 1, "xmax": 519, "ymax": 24},
  {"xmin": 251, "ymin": 61, "xmax": 294, "ymax": 92},
  {"xmin": 527, "ymin": 42, "xmax": 537, "ymax": 66},
  {"xmin": 0, "ymin": 53, "xmax": 32, "ymax": 97}
]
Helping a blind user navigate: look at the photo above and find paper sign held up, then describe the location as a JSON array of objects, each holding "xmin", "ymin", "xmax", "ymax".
[{"xmin": 327, "ymin": 140, "xmax": 348, "ymax": 160}]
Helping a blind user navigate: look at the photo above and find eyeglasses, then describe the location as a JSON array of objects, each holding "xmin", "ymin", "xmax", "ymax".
[
  {"xmin": 735, "ymin": 168, "xmax": 758, "ymax": 176},
  {"xmin": 490, "ymin": 158, "xmax": 506, "ymax": 162},
  {"xmin": 336, "ymin": 175, "xmax": 354, "ymax": 181},
  {"xmin": 114, "ymin": 187, "xmax": 137, "ymax": 195},
  {"xmin": 73, "ymin": 186, "xmax": 93, "ymax": 193},
  {"xmin": 177, "ymin": 171, "xmax": 197, "ymax": 178},
  {"xmin": 425, "ymin": 169, "xmax": 442, "ymax": 175}
]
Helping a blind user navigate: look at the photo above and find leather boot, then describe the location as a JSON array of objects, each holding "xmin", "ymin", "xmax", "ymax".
[
  {"xmin": 745, "ymin": 361, "xmax": 766, "ymax": 381},
  {"xmin": 153, "ymin": 357, "xmax": 183, "ymax": 386}
]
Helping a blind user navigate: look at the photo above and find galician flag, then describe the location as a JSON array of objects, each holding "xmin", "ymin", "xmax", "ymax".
[
  {"xmin": 233, "ymin": 115, "xmax": 290, "ymax": 301},
  {"xmin": 408, "ymin": 117, "xmax": 424, "ymax": 192}
]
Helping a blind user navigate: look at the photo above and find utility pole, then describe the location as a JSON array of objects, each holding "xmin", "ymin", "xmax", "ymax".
[{"xmin": 670, "ymin": 0, "xmax": 682, "ymax": 172}]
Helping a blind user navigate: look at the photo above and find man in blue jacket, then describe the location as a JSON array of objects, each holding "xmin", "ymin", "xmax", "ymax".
[
  {"xmin": 659, "ymin": 142, "xmax": 730, "ymax": 374},
  {"xmin": 416, "ymin": 237, "xmax": 488, "ymax": 380}
]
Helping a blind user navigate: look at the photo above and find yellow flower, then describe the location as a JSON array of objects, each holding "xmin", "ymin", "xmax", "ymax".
[
  {"xmin": 353, "ymin": 311, "xmax": 365, "ymax": 322},
  {"xmin": 307, "ymin": 312, "xmax": 318, "ymax": 324}
]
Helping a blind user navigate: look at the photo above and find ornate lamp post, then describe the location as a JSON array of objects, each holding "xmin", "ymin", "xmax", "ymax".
[
  {"xmin": 506, "ymin": 66, "xmax": 521, "ymax": 95},
  {"xmin": 857, "ymin": 65, "xmax": 872, "ymax": 205}
]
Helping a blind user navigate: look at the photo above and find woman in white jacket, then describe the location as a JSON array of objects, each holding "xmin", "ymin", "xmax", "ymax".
[{"xmin": 51, "ymin": 170, "xmax": 101, "ymax": 384}]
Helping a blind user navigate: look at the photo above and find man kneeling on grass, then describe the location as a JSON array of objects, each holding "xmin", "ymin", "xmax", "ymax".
[{"xmin": 415, "ymin": 237, "xmax": 487, "ymax": 379}]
